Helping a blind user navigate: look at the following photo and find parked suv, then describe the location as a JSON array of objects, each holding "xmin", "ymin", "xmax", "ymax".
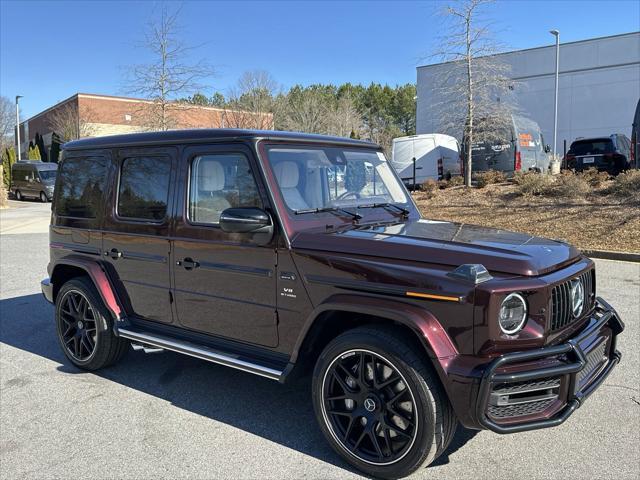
[
  {"xmin": 42, "ymin": 130, "xmax": 623, "ymax": 479},
  {"xmin": 565, "ymin": 134, "xmax": 633, "ymax": 174},
  {"xmin": 11, "ymin": 161, "xmax": 58, "ymax": 202}
]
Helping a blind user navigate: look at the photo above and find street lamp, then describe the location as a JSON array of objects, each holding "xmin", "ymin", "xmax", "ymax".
[
  {"xmin": 550, "ymin": 30, "xmax": 560, "ymax": 159},
  {"xmin": 15, "ymin": 95, "xmax": 23, "ymax": 161}
]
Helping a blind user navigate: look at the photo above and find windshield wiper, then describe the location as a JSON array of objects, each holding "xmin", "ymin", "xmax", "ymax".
[
  {"xmin": 357, "ymin": 203, "xmax": 410, "ymax": 218},
  {"xmin": 294, "ymin": 206, "xmax": 362, "ymax": 222}
]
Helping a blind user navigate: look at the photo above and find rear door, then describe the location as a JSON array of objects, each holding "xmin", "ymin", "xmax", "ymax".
[
  {"xmin": 102, "ymin": 147, "xmax": 177, "ymax": 324},
  {"xmin": 171, "ymin": 143, "xmax": 279, "ymax": 347}
]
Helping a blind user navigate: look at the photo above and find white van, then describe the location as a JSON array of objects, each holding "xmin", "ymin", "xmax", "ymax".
[{"xmin": 391, "ymin": 134, "xmax": 461, "ymax": 187}]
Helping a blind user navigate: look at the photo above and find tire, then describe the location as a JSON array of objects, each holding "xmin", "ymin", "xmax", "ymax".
[
  {"xmin": 15, "ymin": 190, "xmax": 22, "ymax": 201},
  {"xmin": 40, "ymin": 191, "xmax": 48, "ymax": 203},
  {"xmin": 312, "ymin": 326, "xmax": 457, "ymax": 479},
  {"xmin": 55, "ymin": 277, "xmax": 129, "ymax": 371}
]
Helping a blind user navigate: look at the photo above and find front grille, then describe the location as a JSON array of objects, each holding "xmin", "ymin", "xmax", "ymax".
[
  {"xmin": 576, "ymin": 341, "xmax": 608, "ymax": 389},
  {"xmin": 550, "ymin": 269, "xmax": 595, "ymax": 331},
  {"xmin": 488, "ymin": 378, "xmax": 560, "ymax": 420}
]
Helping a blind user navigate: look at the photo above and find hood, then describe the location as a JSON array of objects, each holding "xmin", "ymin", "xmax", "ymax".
[{"xmin": 291, "ymin": 219, "xmax": 581, "ymax": 277}]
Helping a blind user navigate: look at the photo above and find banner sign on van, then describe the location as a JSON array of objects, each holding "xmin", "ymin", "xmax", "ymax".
[{"xmin": 519, "ymin": 133, "xmax": 535, "ymax": 148}]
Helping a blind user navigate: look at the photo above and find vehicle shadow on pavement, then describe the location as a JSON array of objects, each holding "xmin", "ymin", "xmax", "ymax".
[{"xmin": 0, "ymin": 293, "xmax": 478, "ymax": 474}]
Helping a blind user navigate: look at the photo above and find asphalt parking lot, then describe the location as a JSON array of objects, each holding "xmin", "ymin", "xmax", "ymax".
[{"xmin": 1, "ymin": 200, "xmax": 639, "ymax": 479}]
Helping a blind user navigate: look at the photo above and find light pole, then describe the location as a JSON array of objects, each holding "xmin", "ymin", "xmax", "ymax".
[
  {"xmin": 550, "ymin": 30, "xmax": 560, "ymax": 159},
  {"xmin": 15, "ymin": 95, "xmax": 23, "ymax": 161}
]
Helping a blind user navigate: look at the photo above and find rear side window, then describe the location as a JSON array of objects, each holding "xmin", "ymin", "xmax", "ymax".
[
  {"xmin": 118, "ymin": 156, "xmax": 171, "ymax": 221},
  {"xmin": 56, "ymin": 156, "xmax": 109, "ymax": 218}
]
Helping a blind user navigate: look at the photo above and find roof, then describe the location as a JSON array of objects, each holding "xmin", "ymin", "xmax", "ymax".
[{"xmin": 62, "ymin": 129, "xmax": 379, "ymax": 151}]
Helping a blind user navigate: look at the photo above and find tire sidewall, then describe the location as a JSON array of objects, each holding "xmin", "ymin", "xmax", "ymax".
[
  {"xmin": 40, "ymin": 191, "xmax": 48, "ymax": 202},
  {"xmin": 312, "ymin": 331, "xmax": 439, "ymax": 479},
  {"xmin": 15, "ymin": 190, "xmax": 22, "ymax": 201},
  {"xmin": 55, "ymin": 278, "xmax": 110, "ymax": 369}
]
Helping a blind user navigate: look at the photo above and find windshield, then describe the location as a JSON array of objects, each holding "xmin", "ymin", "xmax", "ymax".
[
  {"xmin": 265, "ymin": 146, "xmax": 409, "ymax": 215},
  {"xmin": 39, "ymin": 169, "xmax": 57, "ymax": 183}
]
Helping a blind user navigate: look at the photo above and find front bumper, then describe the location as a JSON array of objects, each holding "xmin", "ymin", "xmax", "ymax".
[
  {"xmin": 41, "ymin": 278, "xmax": 54, "ymax": 304},
  {"xmin": 475, "ymin": 297, "xmax": 624, "ymax": 434}
]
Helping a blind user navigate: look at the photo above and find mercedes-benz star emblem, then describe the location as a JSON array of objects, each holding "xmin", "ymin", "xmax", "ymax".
[{"xmin": 364, "ymin": 398, "xmax": 376, "ymax": 412}]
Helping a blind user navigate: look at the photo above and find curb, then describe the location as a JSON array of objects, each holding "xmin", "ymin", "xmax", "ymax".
[{"xmin": 583, "ymin": 250, "xmax": 640, "ymax": 263}]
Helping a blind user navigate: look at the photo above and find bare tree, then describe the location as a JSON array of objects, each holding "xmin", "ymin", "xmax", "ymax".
[
  {"xmin": 224, "ymin": 70, "xmax": 278, "ymax": 129},
  {"xmin": 325, "ymin": 94, "xmax": 363, "ymax": 138},
  {"xmin": 279, "ymin": 86, "xmax": 328, "ymax": 134},
  {"xmin": 47, "ymin": 102, "xmax": 94, "ymax": 141},
  {"xmin": 430, "ymin": 0, "xmax": 517, "ymax": 186},
  {"xmin": 0, "ymin": 96, "xmax": 14, "ymax": 151},
  {"xmin": 125, "ymin": 5, "xmax": 215, "ymax": 130}
]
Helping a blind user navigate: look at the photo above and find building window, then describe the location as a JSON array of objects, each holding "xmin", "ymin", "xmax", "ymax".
[{"xmin": 117, "ymin": 156, "xmax": 171, "ymax": 221}]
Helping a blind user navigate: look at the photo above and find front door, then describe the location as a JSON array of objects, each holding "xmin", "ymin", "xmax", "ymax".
[
  {"xmin": 102, "ymin": 147, "xmax": 177, "ymax": 324},
  {"xmin": 172, "ymin": 144, "xmax": 278, "ymax": 347}
]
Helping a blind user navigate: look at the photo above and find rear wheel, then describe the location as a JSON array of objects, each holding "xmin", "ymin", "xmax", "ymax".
[
  {"xmin": 312, "ymin": 327, "xmax": 456, "ymax": 479},
  {"xmin": 15, "ymin": 190, "xmax": 22, "ymax": 201},
  {"xmin": 55, "ymin": 277, "xmax": 129, "ymax": 370}
]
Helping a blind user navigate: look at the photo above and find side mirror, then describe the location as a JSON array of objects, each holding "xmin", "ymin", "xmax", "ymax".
[
  {"xmin": 544, "ymin": 145, "xmax": 551, "ymax": 153},
  {"xmin": 220, "ymin": 207, "xmax": 272, "ymax": 234}
]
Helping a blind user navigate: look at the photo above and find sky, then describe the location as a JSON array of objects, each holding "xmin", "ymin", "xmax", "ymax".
[{"xmin": 1, "ymin": 0, "xmax": 639, "ymax": 120}]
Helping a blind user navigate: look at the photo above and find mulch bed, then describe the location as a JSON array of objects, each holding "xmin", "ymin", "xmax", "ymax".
[{"xmin": 413, "ymin": 183, "xmax": 640, "ymax": 254}]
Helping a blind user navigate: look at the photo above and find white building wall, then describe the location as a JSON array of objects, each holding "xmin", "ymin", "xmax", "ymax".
[{"xmin": 417, "ymin": 32, "xmax": 640, "ymax": 154}]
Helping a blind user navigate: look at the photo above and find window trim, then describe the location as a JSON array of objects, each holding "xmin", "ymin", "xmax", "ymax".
[
  {"xmin": 185, "ymin": 151, "xmax": 263, "ymax": 228},
  {"xmin": 54, "ymin": 154, "xmax": 109, "ymax": 220},
  {"xmin": 115, "ymin": 154, "xmax": 172, "ymax": 224}
]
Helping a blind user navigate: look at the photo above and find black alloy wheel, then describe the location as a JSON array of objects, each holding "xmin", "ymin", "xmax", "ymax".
[
  {"xmin": 55, "ymin": 277, "xmax": 130, "ymax": 370},
  {"xmin": 58, "ymin": 289, "xmax": 98, "ymax": 362},
  {"xmin": 321, "ymin": 349, "xmax": 418, "ymax": 465}
]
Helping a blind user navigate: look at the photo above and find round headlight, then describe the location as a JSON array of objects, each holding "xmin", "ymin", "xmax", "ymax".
[
  {"xmin": 570, "ymin": 278, "xmax": 585, "ymax": 317},
  {"xmin": 499, "ymin": 293, "xmax": 528, "ymax": 335}
]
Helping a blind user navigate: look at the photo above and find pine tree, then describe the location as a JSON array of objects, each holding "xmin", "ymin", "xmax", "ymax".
[{"xmin": 2, "ymin": 147, "xmax": 16, "ymax": 188}]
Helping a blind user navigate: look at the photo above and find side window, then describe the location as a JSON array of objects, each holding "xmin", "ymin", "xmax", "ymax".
[
  {"xmin": 188, "ymin": 153, "xmax": 262, "ymax": 225},
  {"xmin": 56, "ymin": 156, "xmax": 109, "ymax": 218},
  {"xmin": 118, "ymin": 156, "xmax": 171, "ymax": 221}
]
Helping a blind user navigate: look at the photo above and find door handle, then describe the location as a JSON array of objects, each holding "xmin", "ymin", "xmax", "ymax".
[
  {"xmin": 177, "ymin": 257, "xmax": 200, "ymax": 270},
  {"xmin": 105, "ymin": 248, "xmax": 122, "ymax": 260}
]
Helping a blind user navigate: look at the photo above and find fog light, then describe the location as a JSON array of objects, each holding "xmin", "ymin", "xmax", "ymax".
[{"xmin": 499, "ymin": 293, "xmax": 527, "ymax": 334}]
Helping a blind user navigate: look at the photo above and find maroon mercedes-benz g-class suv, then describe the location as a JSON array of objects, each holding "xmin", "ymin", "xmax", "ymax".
[{"xmin": 42, "ymin": 130, "xmax": 623, "ymax": 479}]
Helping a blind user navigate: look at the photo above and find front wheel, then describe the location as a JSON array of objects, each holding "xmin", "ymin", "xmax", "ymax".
[
  {"xmin": 40, "ymin": 191, "xmax": 48, "ymax": 202},
  {"xmin": 15, "ymin": 190, "xmax": 23, "ymax": 201},
  {"xmin": 312, "ymin": 327, "xmax": 456, "ymax": 479}
]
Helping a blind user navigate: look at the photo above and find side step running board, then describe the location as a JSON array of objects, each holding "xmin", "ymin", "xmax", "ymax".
[{"xmin": 118, "ymin": 328, "xmax": 283, "ymax": 381}]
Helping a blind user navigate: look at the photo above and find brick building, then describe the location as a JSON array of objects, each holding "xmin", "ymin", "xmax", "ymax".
[{"xmin": 18, "ymin": 93, "xmax": 273, "ymax": 161}]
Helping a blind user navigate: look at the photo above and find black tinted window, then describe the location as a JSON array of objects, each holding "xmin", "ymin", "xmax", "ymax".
[
  {"xmin": 570, "ymin": 140, "xmax": 613, "ymax": 155},
  {"xmin": 56, "ymin": 157, "xmax": 108, "ymax": 218},
  {"xmin": 118, "ymin": 156, "xmax": 171, "ymax": 221}
]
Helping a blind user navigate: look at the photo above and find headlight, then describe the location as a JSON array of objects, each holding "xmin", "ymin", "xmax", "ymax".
[{"xmin": 499, "ymin": 293, "xmax": 528, "ymax": 334}]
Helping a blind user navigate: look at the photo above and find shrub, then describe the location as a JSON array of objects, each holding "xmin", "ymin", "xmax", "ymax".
[
  {"xmin": 438, "ymin": 175, "xmax": 464, "ymax": 189},
  {"xmin": 421, "ymin": 178, "xmax": 439, "ymax": 198},
  {"xmin": 474, "ymin": 170, "xmax": 506, "ymax": 188},
  {"xmin": 608, "ymin": 170, "xmax": 640, "ymax": 197},
  {"xmin": 579, "ymin": 168, "xmax": 610, "ymax": 187},
  {"xmin": 514, "ymin": 172, "xmax": 554, "ymax": 196},
  {"xmin": 550, "ymin": 171, "xmax": 591, "ymax": 198},
  {"xmin": 0, "ymin": 182, "xmax": 7, "ymax": 208}
]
